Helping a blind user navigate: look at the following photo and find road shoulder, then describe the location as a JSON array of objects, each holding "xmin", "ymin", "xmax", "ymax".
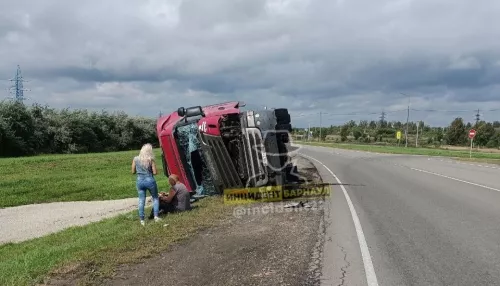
[
  {"xmin": 300, "ymin": 148, "xmax": 370, "ymax": 286},
  {"xmin": 46, "ymin": 155, "xmax": 326, "ymax": 286}
]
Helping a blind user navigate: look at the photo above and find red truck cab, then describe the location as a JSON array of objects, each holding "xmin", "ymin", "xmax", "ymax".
[{"xmin": 156, "ymin": 101, "xmax": 294, "ymax": 196}]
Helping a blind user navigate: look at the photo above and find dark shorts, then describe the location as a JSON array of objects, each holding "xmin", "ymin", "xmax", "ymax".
[{"xmin": 149, "ymin": 201, "xmax": 180, "ymax": 218}]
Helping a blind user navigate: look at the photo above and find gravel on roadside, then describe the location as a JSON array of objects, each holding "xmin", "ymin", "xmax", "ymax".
[
  {"xmin": 95, "ymin": 155, "xmax": 327, "ymax": 286},
  {"xmin": 0, "ymin": 197, "xmax": 147, "ymax": 244}
]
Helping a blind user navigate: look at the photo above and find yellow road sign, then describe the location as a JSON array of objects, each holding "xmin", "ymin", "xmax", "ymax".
[{"xmin": 396, "ymin": 131, "xmax": 402, "ymax": 140}]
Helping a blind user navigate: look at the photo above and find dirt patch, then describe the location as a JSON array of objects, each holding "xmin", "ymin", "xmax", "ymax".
[{"xmin": 45, "ymin": 155, "xmax": 325, "ymax": 286}]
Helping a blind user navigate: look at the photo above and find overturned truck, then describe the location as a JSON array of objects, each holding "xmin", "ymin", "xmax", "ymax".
[{"xmin": 156, "ymin": 101, "xmax": 298, "ymax": 196}]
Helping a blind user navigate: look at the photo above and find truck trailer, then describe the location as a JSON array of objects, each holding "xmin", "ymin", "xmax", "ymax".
[{"xmin": 156, "ymin": 101, "xmax": 298, "ymax": 196}]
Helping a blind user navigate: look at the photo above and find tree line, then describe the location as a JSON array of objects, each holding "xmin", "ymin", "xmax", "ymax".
[
  {"xmin": 292, "ymin": 118, "xmax": 500, "ymax": 148},
  {"xmin": 3, "ymin": 99, "xmax": 500, "ymax": 157},
  {"xmin": 0, "ymin": 101, "xmax": 159, "ymax": 157}
]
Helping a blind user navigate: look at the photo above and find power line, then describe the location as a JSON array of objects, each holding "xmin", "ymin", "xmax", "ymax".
[
  {"xmin": 324, "ymin": 109, "xmax": 407, "ymax": 116},
  {"xmin": 412, "ymin": 108, "xmax": 500, "ymax": 112},
  {"xmin": 411, "ymin": 109, "xmax": 470, "ymax": 112},
  {"xmin": 291, "ymin": 107, "xmax": 500, "ymax": 120},
  {"xmin": 293, "ymin": 108, "xmax": 408, "ymax": 117}
]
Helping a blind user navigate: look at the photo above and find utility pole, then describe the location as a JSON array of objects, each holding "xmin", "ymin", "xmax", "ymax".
[
  {"xmin": 406, "ymin": 102, "xmax": 410, "ymax": 147},
  {"xmin": 400, "ymin": 93, "xmax": 411, "ymax": 147},
  {"xmin": 319, "ymin": 111, "xmax": 322, "ymax": 142},
  {"xmin": 416, "ymin": 121, "xmax": 419, "ymax": 147},
  {"xmin": 308, "ymin": 122, "xmax": 311, "ymax": 141}
]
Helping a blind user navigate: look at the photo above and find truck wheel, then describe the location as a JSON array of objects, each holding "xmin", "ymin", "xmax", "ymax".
[
  {"xmin": 274, "ymin": 109, "xmax": 291, "ymax": 124},
  {"xmin": 276, "ymin": 123, "xmax": 292, "ymax": 132},
  {"xmin": 282, "ymin": 134, "xmax": 289, "ymax": 143},
  {"xmin": 274, "ymin": 108, "xmax": 288, "ymax": 117}
]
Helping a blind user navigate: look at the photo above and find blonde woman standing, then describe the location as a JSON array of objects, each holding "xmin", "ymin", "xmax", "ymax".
[{"xmin": 131, "ymin": 143, "xmax": 161, "ymax": 225}]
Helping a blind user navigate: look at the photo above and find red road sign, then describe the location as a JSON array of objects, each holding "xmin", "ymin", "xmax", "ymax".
[{"xmin": 469, "ymin": 129, "xmax": 476, "ymax": 139}]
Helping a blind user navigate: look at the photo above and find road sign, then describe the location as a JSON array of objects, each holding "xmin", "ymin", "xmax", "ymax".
[
  {"xmin": 469, "ymin": 129, "xmax": 476, "ymax": 139},
  {"xmin": 469, "ymin": 129, "xmax": 476, "ymax": 158},
  {"xmin": 396, "ymin": 131, "xmax": 402, "ymax": 140}
]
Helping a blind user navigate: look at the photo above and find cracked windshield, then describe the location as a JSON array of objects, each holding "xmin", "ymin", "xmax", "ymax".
[{"xmin": 2, "ymin": 0, "xmax": 500, "ymax": 285}]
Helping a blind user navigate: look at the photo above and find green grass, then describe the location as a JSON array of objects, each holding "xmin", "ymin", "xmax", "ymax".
[
  {"xmin": 0, "ymin": 149, "xmax": 169, "ymax": 208},
  {"xmin": 454, "ymin": 157, "xmax": 500, "ymax": 165},
  {"xmin": 0, "ymin": 148, "xmax": 234, "ymax": 285},
  {"xmin": 0, "ymin": 196, "xmax": 232, "ymax": 286},
  {"xmin": 301, "ymin": 142, "xmax": 500, "ymax": 159}
]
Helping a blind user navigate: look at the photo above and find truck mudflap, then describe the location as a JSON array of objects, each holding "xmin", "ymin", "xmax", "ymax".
[{"xmin": 199, "ymin": 132, "xmax": 243, "ymax": 192}]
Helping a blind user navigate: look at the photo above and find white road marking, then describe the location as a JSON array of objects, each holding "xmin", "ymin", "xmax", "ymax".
[
  {"xmin": 300, "ymin": 153, "xmax": 379, "ymax": 286},
  {"xmin": 408, "ymin": 166, "xmax": 500, "ymax": 193},
  {"xmin": 424, "ymin": 157, "xmax": 499, "ymax": 169}
]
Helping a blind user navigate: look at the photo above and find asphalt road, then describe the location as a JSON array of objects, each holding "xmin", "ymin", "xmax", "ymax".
[{"xmin": 296, "ymin": 144, "xmax": 500, "ymax": 286}]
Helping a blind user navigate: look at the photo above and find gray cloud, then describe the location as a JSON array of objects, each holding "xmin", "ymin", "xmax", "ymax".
[{"xmin": 1, "ymin": 0, "xmax": 500, "ymax": 128}]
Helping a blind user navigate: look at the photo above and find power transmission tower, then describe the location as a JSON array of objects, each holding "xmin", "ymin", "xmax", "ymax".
[
  {"xmin": 7, "ymin": 65, "xmax": 30, "ymax": 102},
  {"xmin": 475, "ymin": 109, "xmax": 480, "ymax": 126},
  {"xmin": 379, "ymin": 110, "xmax": 386, "ymax": 127}
]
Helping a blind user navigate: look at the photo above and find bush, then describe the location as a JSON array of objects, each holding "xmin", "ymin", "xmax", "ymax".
[
  {"xmin": 0, "ymin": 101, "xmax": 158, "ymax": 158},
  {"xmin": 486, "ymin": 140, "xmax": 498, "ymax": 149}
]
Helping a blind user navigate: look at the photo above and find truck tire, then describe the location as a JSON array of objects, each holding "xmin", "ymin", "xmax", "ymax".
[
  {"xmin": 276, "ymin": 123, "xmax": 292, "ymax": 132},
  {"xmin": 279, "ymin": 134, "xmax": 289, "ymax": 143},
  {"xmin": 274, "ymin": 108, "xmax": 288, "ymax": 117},
  {"xmin": 274, "ymin": 109, "xmax": 291, "ymax": 124}
]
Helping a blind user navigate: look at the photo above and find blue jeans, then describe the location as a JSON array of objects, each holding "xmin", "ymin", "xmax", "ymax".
[{"xmin": 137, "ymin": 176, "xmax": 159, "ymax": 220}]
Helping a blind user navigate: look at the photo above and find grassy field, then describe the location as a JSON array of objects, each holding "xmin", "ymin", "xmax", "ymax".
[
  {"xmin": 0, "ymin": 149, "xmax": 170, "ymax": 208},
  {"xmin": 0, "ymin": 148, "xmax": 233, "ymax": 285},
  {"xmin": 0, "ymin": 197, "xmax": 231, "ymax": 286},
  {"xmin": 300, "ymin": 141, "xmax": 500, "ymax": 161}
]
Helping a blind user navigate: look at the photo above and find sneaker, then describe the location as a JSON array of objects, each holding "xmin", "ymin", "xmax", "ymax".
[
  {"xmin": 154, "ymin": 216, "xmax": 162, "ymax": 222},
  {"xmin": 140, "ymin": 220, "xmax": 145, "ymax": 226}
]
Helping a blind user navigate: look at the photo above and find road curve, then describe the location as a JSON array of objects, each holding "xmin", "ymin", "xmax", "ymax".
[{"xmin": 296, "ymin": 144, "xmax": 500, "ymax": 286}]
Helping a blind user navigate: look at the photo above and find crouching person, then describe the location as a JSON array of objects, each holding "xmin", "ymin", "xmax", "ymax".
[{"xmin": 149, "ymin": 174, "xmax": 191, "ymax": 219}]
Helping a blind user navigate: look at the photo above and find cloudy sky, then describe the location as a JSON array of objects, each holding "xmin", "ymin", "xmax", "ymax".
[{"xmin": 1, "ymin": 0, "xmax": 499, "ymax": 127}]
